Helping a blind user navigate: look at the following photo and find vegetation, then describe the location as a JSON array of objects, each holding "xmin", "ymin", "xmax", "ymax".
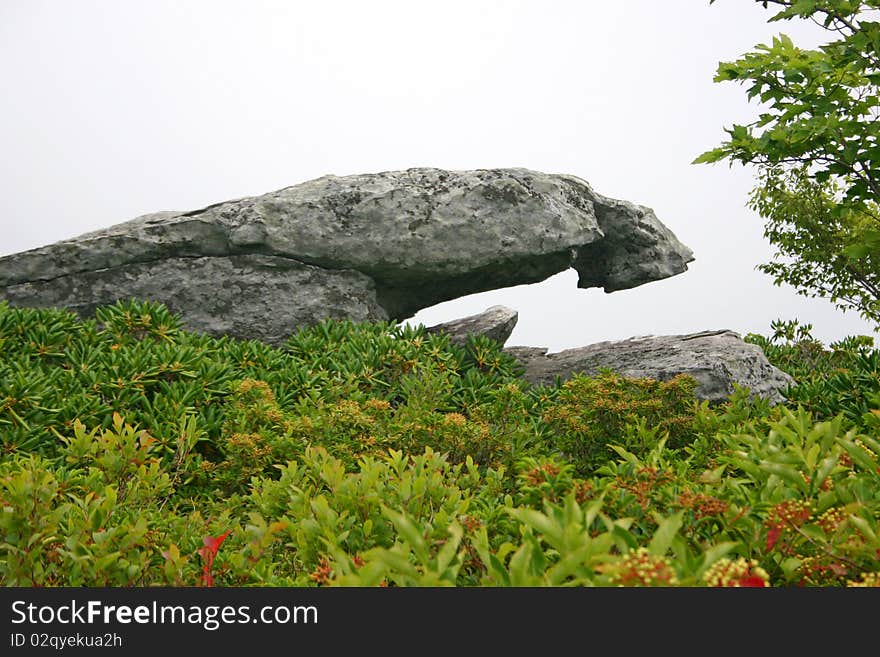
[
  {"xmin": 7, "ymin": 1, "xmax": 880, "ymax": 591},
  {"xmin": 696, "ymin": 0, "xmax": 880, "ymax": 325},
  {"xmin": 2, "ymin": 299, "xmax": 879, "ymax": 587}
]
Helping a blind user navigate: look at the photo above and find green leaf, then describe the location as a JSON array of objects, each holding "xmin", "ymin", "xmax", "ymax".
[
  {"xmin": 781, "ymin": 557, "xmax": 803, "ymax": 575},
  {"xmin": 692, "ymin": 148, "xmax": 727, "ymax": 164},
  {"xmin": 837, "ymin": 439, "xmax": 879, "ymax": 474},
  {"xmin": 351, "ymin": 560, "xmax": 387, "ymax": 587},
  {"xmin": 546, "ymin": 544, "xmax": 596, "ymax": 585},
  {"xmin": 799, "ymin": 524, "xmax": 826, "ymax": 542},
  {"xmin": 758, "ymin": 461, "xmax": 807, "ymax": 490},
  {"xmin": 696, "ymin": 541, "xmax": 740, "ymax": 579},
  {"xmin": 843, "ymin": 243, "xmax": 871, "ymax": 260},
  {"xmin": 435, "ymin": 523, "xmax": 463, "ymax": 573},
  {"xmin": 374, "ymin": 547, "xmax": 419, "ymax": 578},
  {"xmin": 486, "ymin": 554, "xmax": 511, "ymax": 587},
  {"xmin": 508, "ymin": 508, "xmax": 563, "ymax": 548},
  {"xmin": 647, "ymin": 511, "xmax": 684, "ymax": 557},
  {"xmin": 381, "ymin": 506, "xmax": 429, "ymax": 564},
  {"xmin": 813, "ymin": 451, "xmax": 839, "ymax": 492},
  {"xmin": 610, "ymin": 524, "xmax": 639, "ymax": 553},
  {"xmin": 507, "ymin": 542, "xmax": 537, "ymax": 586},
  {"xmin": 848, "ymin": 515, "xmax": 879, "ymax": 546}
]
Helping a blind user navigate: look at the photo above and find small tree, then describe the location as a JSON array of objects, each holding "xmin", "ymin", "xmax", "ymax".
[{"xmin": 695, "ymin": 0, "xmax": 880, "ymax": 325}]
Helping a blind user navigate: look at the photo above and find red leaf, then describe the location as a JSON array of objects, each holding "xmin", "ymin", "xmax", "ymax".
[
  {"xmin": 766, "ymin": 526, "xmax": 781, "ymax": 552},
  {"xmin": 198, "ymin": 530, "xmax": 231, "ymax": 588},
  {"xmin": 738, "ymin": 575, "xmax": 768, "ymax": 587},
  {"xmin": 202, "ymin": 530, "xmax": 232, "ymax": 557}
]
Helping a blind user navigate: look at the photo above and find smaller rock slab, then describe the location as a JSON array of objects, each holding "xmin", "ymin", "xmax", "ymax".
[
  {"xmin": 506, "ymin": 329, "xmax": 794, "ymax": 403},
  {"xmin": 424, "ymin": 305, "xmax": 518, "ymax": 346}
]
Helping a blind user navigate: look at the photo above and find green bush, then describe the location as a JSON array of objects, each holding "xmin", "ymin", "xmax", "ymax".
[
  {"xmin": 541, "ymin": 371, "xmax": 702, "ymax": 474},
  {"xmin": 0, "ymin": 300, "xmax": 522, "ymax": 468},
  {"xmin": 3, "ymin": 302, "xmax": 880, "ymax": 587},
  {"xmin": 746, "ymin": 318, "xmax": 880, "ymax": 428}
]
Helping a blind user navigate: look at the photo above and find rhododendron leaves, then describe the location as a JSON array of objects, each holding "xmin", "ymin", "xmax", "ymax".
[{"xmin": 648, "ymin": 511, "xmax": 684, "ymax": 557}]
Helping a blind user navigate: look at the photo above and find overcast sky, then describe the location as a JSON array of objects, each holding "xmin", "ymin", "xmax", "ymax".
[{"xmin": 1, "ymin": 0, "xmax": 877, "ymax": 351}]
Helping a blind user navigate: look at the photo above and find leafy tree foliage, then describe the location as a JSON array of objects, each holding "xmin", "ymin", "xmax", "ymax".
[
  {"xmin": 696, "ymin": 1, "xmax": 880, "ymax": 324},
  {"xmin": 750, "ymin": 166, "xmax": 880, "ymax": 321}
]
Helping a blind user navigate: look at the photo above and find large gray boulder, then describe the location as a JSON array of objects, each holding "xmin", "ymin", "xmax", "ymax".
[
  {"xmin": 506, "ymin": 329, "xmax": 794, "ymax": 403},
  {"xmin": 2, "ymin": 255, "xmax": 386, "ymax": 346},
  {"xmin": 0, "ymin": 168, "xmax": 693, "ymax": 344},
  {"xmin": 424, "ymin": 305, "xmax": 518, "ymax": 346}
]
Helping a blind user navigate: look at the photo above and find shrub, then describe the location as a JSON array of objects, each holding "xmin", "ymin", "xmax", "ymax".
[
  {"xmin": 3, "ymin": 302, "xmax": 880, "ymax": 587},
  {"xmin": 746, "ymin": 318, "xmax": 880, "ymax": 428},
  {"xmin": 541, "ymin": 371, "xmax": 701, "ymax": 474}
]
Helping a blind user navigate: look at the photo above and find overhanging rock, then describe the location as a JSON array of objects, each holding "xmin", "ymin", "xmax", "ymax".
[{"xmin": 0, "ymin": 168, "xmax": 694, "ymax": 344}]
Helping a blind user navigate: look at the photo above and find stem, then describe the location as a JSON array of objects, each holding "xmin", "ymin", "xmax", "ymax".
[{"xmin": 789, "ymin": 521, "xmax": 863, "ymax": 572}]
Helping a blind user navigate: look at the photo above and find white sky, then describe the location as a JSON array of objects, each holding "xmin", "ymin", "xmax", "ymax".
[{"xmin": 1, "ymin": 0, "xmax": 877, "ymax": 351}]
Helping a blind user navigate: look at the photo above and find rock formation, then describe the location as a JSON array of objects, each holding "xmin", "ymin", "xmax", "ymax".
[
  {"xmin": 505, "ymin": 329, "xmax": 794, "ymax": 403},
  {"xmin": 425, "ymin": 305, "xmax": 518, "ymax": 346},
  {"xmin": 0, "ymin": 168, "xmax": 693, "ymax": 344}
]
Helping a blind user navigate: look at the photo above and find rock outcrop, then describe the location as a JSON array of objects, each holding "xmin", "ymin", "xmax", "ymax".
[
  {"xmin": 506, "ymin": 329, "xmax": 794, "ymax": 403},
  {"xmin": 425, "ymin": 305, "xmax": 518, "ymax": 346},
  {"xmin": 0, "ymin": 168, "xmax": 693, "ymax": 344}
]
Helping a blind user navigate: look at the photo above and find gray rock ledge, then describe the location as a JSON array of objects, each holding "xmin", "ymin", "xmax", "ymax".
[
  {"xmin": 0, "ymin": 168, "xmax": 694, "ymax": 344},
  {"xmin": 506, "ymin": 329, "xmax": 794, "ymax": 403}
]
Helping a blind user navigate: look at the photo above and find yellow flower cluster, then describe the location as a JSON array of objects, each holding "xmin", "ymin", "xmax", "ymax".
[
  {"xmin": 443, "ymin": 412, "xmax": 467, "ymax": 427},
  {"xmin": 703, "ymin": 558, "xmax": 770, "ymax": 587},
  {"xmin": 816, "ymin": 507, "xmax": 847, "ymax": 534},
  {"xmin": 612, "ymin": 548, "xmax": 679, "ymax": 587},
  {"xmin": 847, "ymin": 572, "xmax": 880, "ymax": 587}
]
